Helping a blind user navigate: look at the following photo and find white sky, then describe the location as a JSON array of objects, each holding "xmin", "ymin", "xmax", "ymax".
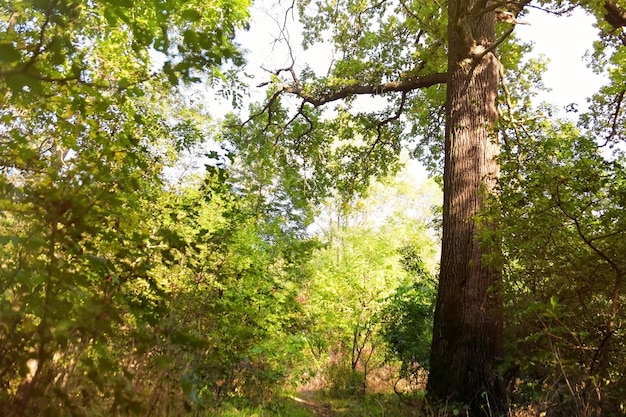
[{"xmin": 514, "ymin": 8, "xmax": 606, "ymax": 113}]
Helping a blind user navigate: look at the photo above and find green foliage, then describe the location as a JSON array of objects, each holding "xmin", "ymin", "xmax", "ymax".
[
  {"xmin": 0, "ymin": 119, "xmax": 315, "ymax": 414},
  {"xmin": 378, "ymin": 244, "xmax": 435, "ymax": 404},
  {"xmin": 140, "ymin": 171, "xmax": 317, "ymax": 410},
  {"xmin": 223, "ymin": 101, "xmax": 326, "ymax": 223},
  {"xmin": 380, "ymin": 280, "xmax": 435, "ymax": 372},
  {"xmin": 498, "ymin": 115, "xmax": 626, "ymax": 415},
  {"xmin": 0, "ymin": 78, "xmax": 182, "ymax": 415},
  {"xmin": 225, "ymin": 96, "xmax": 408, "ymax": 203},
  {"xmin": 298, "ymin": 0, "xmax": 446, "ymax": 80},
  {"xmin": 0, "ymin": 0, "xmax": 249, "ymax": 90},
  {"xmin": 0, "ymin": 0, "xmax": 285, "ymax": 415},
  {"xmin": 304, "ymin": 220, "xmax": 406, "ymax": 395},
  {"xmin": 492, "ymin": 9, "xmax": 626, "ymax": 411},
  {"xmin": 3, "ymin": 0, "xmax": 625, "ymax": 414},
  {"xmin": 228, "ymin": 0, "xmax": 452, "ymax": 200},
  {"xmin": 325, "ymin": 363, "xmax": 367, "ymax": 396}
]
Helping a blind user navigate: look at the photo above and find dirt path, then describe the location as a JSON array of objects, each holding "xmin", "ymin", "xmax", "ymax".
[{"xmin": 291, "ymin": 395, "xmax": 333, "ymax": 417}]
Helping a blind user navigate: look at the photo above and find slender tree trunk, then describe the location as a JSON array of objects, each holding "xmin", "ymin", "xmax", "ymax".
[{"xmin": 427, "ymin": 1, "xmax": 504, "ymax": 414}]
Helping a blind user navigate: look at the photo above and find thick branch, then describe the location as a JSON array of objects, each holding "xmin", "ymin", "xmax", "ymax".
[
  {"xmin": 281, "ymin": 72, "xmax": 446, "ymax": 106},
  {"xmin": 604, "ymin": 1, "xmax": 626, "ymax": 29},
  {"xmin": 605, "ymin": 89, "xmax": 625, "ymax": 145}
]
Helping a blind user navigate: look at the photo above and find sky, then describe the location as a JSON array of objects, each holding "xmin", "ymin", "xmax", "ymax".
[{"xmin": 514, "ymin": 8, "xmax": 606, "ymax": 113}]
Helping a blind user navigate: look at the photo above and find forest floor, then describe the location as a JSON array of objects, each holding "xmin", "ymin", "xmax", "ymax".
[
  {"xmin": 215, "ymin": 368, "xmax": 426, "ymax": 416},
  {"xmin": 283, "ymin": 389, "xmax": 423, "ymax": 417},
  {"xmin": 290, "ymin": 394, "xmax": 333, "ymax": 416},
  {"xmin": 216, "ymin": 389, "xmax": 423, "ymax": 417},
  {"xmin": 224, "ymin": 392, "xmax": 541, "ymax": 417}
]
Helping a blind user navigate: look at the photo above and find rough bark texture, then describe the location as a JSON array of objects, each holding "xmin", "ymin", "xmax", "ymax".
[{"xmin": 426, "ymin": 1, "xmax": 504, "ymax": 415}]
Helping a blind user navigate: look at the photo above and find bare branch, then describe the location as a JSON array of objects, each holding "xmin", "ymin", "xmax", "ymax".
[
  {"xmin": 368, "ymin": 91, "xmax": 408, "ymax": 159},
  {"xmin": 282, "ymin": 0, "xmax": 297, "ymax": 29},
  {"xmin": 258, "ymin": 65, "xmax": 300, "ymax": 88},
  {"xmin": 526, "ymin": 3, "xmax": 577, "ymax": 15}
]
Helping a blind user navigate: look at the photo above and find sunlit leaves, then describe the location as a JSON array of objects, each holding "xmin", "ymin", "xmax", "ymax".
[
  {"xmin": 300, "ymin": 169, "xmax": 440, "ymax": 391},
  {"xmin": 0, "ymin": 0, "xmax": 249, "ymax": 95},
  {"xmin": 149, "ymin": 171, "xmax": 317, "ymax": 406}
]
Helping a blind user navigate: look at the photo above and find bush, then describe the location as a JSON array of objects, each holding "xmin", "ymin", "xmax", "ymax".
[
  {"xmin": 380, "ymin": 281, "xmax": 435, "ymax": 374},
  {"xmin": 325, "ymin": 362, "xmax": 366, "ymax": 397}
]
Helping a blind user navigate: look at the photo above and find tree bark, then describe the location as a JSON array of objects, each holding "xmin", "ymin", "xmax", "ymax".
[{"xmin": 427, "ymin": 1, "xmax": 504, "ymax": 414}]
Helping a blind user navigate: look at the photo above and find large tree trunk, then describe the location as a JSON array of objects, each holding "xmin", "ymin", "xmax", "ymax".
[{"xmin": 427, "ymin": 1, "xmax": 504, "ymax": 414}]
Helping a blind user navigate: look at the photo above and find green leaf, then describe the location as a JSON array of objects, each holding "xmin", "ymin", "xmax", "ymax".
[
  {"xmin": 0, "ymin": 235, "xmax": 19, "ymax": 246},
  {"xmin": 155, "ymin": 354, "xmax": 174, "ymax": 369},
  {"xmin": 181, "ymin": 9, "xmax": 202, "ymax": 21},
  {"xmin": 118, "ymin": 77, "xmax": 131, "ymax": 88},
  {"xmin": 0, "ymin": 43, "xmax": 21, "ymax": 63},
  {"xmin": 6, "ymin": 74, "xmax": 44, "ymax": 94},
  {"xmin": 550, "ymin": 295, "xmax": 559, "ymax": 310},
  {"xmin": 163, "ymin": 61, "xmax": 179, "ymax": 85}
]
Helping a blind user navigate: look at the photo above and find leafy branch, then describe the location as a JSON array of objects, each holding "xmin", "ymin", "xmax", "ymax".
[{"xmin": 280, "ymin": 72, "xmax": 446, "ymax": 106}]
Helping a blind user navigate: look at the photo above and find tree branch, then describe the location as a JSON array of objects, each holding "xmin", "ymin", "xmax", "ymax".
[
  {"xmin": 604, "ymin": 1, "xmax": 626, "ymax": 29},
  {"xmin": 366, "ymin": 91, "xmax": 408, "ymax": 160},
  {"xmin": 604, "ymin": 89, "xmax": 625, "ymax": 145},
  {"xmin": 474, "ymin": 26, "xmax": 515, "ymax": 62},
  {"xmin": 280, "ymin": 72, "xmax": 446, "ymax": 107},
  {"xmin": 554, "ymin": 184, "xmax": 622, "ymax": 275}
]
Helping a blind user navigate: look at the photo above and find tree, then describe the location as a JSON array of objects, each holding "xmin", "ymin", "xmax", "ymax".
[
  {"xmin": 492, "ymin": 11, "xmax": 626, "ymax": 407},
  {"xmin": 427, "ymin": 3, "xmax": 503, "ymax": 412},
  {"xmin": 144, "ymin": 164, "xmax": 318, "ymax": 410},
  {"xmin": 234, "ymin": 0, "xmax": 625, "ymax": 413}
]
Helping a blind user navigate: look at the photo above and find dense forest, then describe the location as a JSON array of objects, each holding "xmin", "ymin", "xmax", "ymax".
[{"xmin": 1, "ymin": 0, "xmax": 625, "ymax": 416}]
